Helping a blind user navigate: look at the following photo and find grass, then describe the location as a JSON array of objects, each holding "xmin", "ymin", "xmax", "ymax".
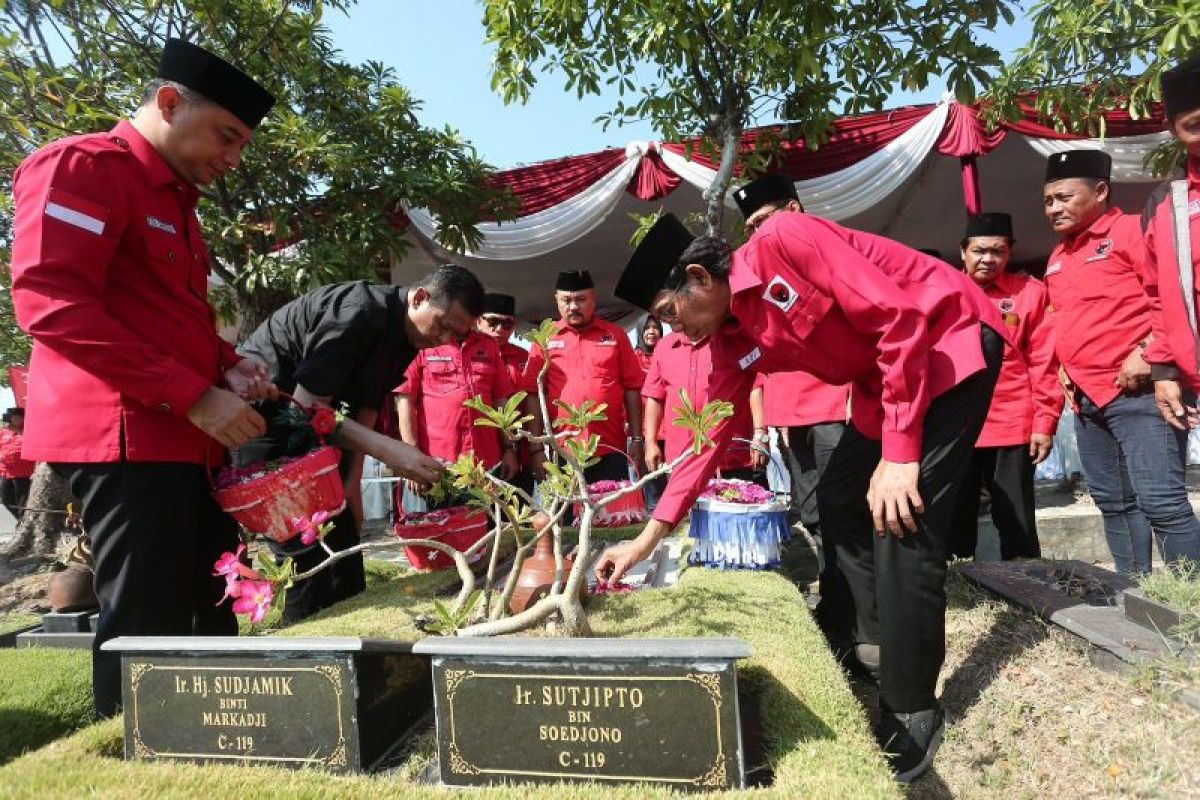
[
  {"xmin": 0, "ymin": 612, "xmax": 40, "ymax": 637},
  {"xmin": 908, "ymin": 568, "xmax": 1200, "ymax": 798},
  {"xmin": 0, "ymin": 648, "xmax": 94, "ymax": 766},
  {"xmin": 0, "ymin": 550, "xmax": 899, "ymax": 799},
  {"xmin": 1139, "ymin": 558, "xmax": 1200, "ymax": 639}
]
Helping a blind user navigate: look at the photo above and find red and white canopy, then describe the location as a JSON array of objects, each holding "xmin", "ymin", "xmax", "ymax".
[{"xmin": 397, "ymin": 98, "xmax": 1170, "ymax": 322}]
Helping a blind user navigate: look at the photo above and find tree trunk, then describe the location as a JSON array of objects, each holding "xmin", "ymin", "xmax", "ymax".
[
  {"xmin": 3, "ymin": 463, "xmax": 76, "ymax": 559},
  {"xmin": 703, "ymin": 120, "xmax": 744, "ymax": 235}
]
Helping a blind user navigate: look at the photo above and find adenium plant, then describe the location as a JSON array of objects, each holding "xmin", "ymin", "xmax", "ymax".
[{"xmin": 215, "ymin": 318, "xmax": 734, "ymax": 636}]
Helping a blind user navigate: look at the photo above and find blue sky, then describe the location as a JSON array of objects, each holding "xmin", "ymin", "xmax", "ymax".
[{"xmin": 326, "ymin": 2, "xmax": 1032, "ymax": 169}]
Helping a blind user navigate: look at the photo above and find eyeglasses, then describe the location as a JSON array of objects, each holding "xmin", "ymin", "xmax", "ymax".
[{"xmin": 482, "ymin": 315, "xmax": 516, "ymax": 329}]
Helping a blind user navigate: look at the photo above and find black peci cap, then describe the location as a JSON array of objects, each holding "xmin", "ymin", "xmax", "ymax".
[
  {"xmin": 616, "ymin": 213, "xmax": 696, "ymax": 312},
  {"xmin": 554, "ymin": 270, "xmax": 594, "ymax": 292},
  {"xmin": 732, "ymin": 173, "xmax": 800, "ymax": 219},
  {"xmin": 158, "ymin": 38, "xmax": 276, "ymax": 129},
  {"xmin": 1163, "ymin": 53, "xmax": 1200, "ymax": 119},
  {"xmin": 1044, "ymin": 149, "xmax": 1112, "ymax": 183},
  {"xmin": 482, "ymin": 293, "xmax": 516, "ymax": 316},
  {"xmin": 964, "ymin": 212, "xmax": 1014, "ymax": 241}
]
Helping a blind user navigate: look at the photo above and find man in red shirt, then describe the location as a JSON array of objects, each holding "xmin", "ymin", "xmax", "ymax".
[
  {"xmin": 397, "ymin": 330, "xmax": 519, "ymax": 483},
  {"xmin": 950, "ymin": 213, "xmax": 1061, "ymax": 560},
  {"xmin": 1043, "ymin": 150, "xmax": 1200, "ymax": 573},
  {"xmin": 11, "ymin": 39, "xmax": 277, "ymax": 717},
  {"xmin": 475, "ymin": 293, "xmax": 533, "ymax": 495},
  {"xmin": 0, "ymin": 408, "xmax": 35, "ymax": 521},
  {"xmin": 1145, "ymin": 56, "xmax": 1200, "ymax": 424},
  {"xmin": 523, "ymin": 270, "xmax": 645, "ymax": 484},
  {"xmin": 603, "ymin": 201, "xmax": 1005, "ymax": 781}
]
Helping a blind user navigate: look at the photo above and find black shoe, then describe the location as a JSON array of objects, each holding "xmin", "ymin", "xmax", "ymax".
[{"xmin": 875, "ymin": 705, "xmax": 944, "ymax": 783}]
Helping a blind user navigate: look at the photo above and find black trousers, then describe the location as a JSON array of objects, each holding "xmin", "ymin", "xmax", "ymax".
[
  {"xmin": 54, "ymin": 462, "xmax": 239, "ymax": 718},
  {"xmin": 0, "ymin": 475, "xmax": 31, "ymax": 520},
  {"xmin": 816, "ymin": 326, "xmax": 1003, "ymax": 713},
  {"xmin": 779, "ymin": 422, "xmax": 846, "ymax": 585},
  {"xmin": 782, "ymin": 422, "xmax": 847, "ymax": 537},
  {"xmin": 950, "ymin": 444, "xmax": 1040, "ymax": 560}
]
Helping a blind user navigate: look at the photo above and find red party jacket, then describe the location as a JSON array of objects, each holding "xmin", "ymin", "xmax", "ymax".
[
  {"xmin": 397, "ymin": 332, "xmax": 514, "ymax": 468},
  {"xmin": 642, "ymin": 333, "xmax": 754, "ymax": 471},
  {"xmin": 761, "ymin": 370, "xmax": 849, "ymax": 428},
  {"xmin": 1044, "ymin": 207, "xmax": 1155, "ymax": 410},
  {"xmin": 1143, "ymin": 158, "xmax": 1200, "ymax": 388},
  {"xmin": 11, "ymin": 120, "xmax": 240, "ymax": 464},
  {"xmin": 521, "ymin": 317, "xmax": 644, "ymax": 457},
  {"xmin": 976, "ymin": 271, "xmax": 1062, "ymax": 447}
]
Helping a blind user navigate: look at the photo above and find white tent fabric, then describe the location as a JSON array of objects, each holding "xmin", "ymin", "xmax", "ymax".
[
  {"xmin": 404, "ymin": 142, "xmax": 646, "ymax": 261},
  {"xmin": 1023, "ymin": 132, "xmax": 1174, "ymax": 183},
  {"xmin": 659, "ymin": 101, "xmax": 951, "ymax": 221}
]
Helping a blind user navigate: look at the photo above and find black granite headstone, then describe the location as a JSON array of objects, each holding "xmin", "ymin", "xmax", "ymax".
[
  {"xmin": 414, "ymin": 637, "xmax": 751, "ymax": 791},
  {"xmin": 102, "ymin": 636, "xmax": 431, "ymax": 772}
]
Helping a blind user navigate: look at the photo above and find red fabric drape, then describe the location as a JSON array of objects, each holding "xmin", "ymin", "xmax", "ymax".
[
  {"xmin": 1004, "ymin": 101, "xmax": 1167, "ymax": 140},
  {"xmin": 662, "ymin": 106, "xmax": 934, "ymax": 179},
  {"xmin": 489, "ymin": 148, "xmax": 628, "ymax": 216},
  {"xmin": 627, "ymin": 146, "xmax": 682, "ymax": 201},
  {"xmin": 937, "ymin": 103, "xmax": 1006, "ymax": 157}
]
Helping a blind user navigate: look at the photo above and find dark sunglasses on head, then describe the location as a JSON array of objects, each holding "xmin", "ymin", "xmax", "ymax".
[{"xmin": 482, "ymin": 315, "xmax": 516, "ymax": 329}]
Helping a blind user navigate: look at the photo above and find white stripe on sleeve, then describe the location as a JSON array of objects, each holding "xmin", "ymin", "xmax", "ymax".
[{"xmin": 45, "ymin": 201, "xmax": 105, "ymax": 235}]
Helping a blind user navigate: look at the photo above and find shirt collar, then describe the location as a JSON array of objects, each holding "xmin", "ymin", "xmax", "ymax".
[
  {"xmin": 112, "ymin": 120, "xmax": 199, "ymax": 202},
  {"xmin": 1064, "ymin": 206, "xmax": 1121, "ymax": 246}
]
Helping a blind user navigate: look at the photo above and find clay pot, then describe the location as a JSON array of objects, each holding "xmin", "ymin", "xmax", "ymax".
[
  {"xmin": 47, "ymin": 563, "xmax": 98, "ymax": 612},
  {"xmin": 509, "ymin": 533, "xmax": 586, "ymax": 615}
]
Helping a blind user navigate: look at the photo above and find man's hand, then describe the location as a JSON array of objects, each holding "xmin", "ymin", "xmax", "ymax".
[
  {"xmin": 378, "ymin": 440, "xmax": 443, "ymax": 485},
  {"xmin": 1116, "ymin": 348, "xmax": 1152, "ymax": 391},
  {"xmin": 500, "ymin": 448, "xmax": 520, "ymax": 480},
  {"xmin": 629, "ymin": 440, "xmax": 644, "ymax": 478},
  {"xmin": 1029, "ymin": 433, "xmax": 1054, "ymax": 465},
  {"xmin": 186, "ymin": 386, "xmax": 266, "ymax": 448},
  {"xmin": 750, "ymin": 430, "xmax": 770, "ymax": 470},
  {"xmin": 223, "ymin": 358, "xmax": 278, "ymax": 402},
  {"xmin": 593, "ymin": 520, "xmax": 670, "ymax": 584},
  {"xmin": 1155, "ymin": 379, "xmax": 1200, "ymax": 431},
  {"xmin": 644, "ymin": 440, "xmax": 664, "ymax": 473},
  {"xmin": 867, "ymin": 459, "xmax": 924, "ymax": 537}
]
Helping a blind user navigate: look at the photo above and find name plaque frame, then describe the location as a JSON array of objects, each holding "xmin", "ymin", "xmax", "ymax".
[
  {"xmin": 104, "ymin": 636, "xmax": 431, "ymax": 773},
  {"xmin": 413, "ymin": 637, "xmax": 752, "ymax": 791}
]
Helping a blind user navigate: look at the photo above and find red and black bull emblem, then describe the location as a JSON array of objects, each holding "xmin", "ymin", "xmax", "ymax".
[{"xmin": 1094, "ymin": 239, "xmax": 1113, "ymax": 257}]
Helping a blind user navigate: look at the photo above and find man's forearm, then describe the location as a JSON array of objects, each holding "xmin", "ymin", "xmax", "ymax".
[
  {"xmin": 397, "ymin": 395, "xmax": 417, "ymax": 446},
  {"xmin": 624, "ymin": 389, "xmax": 642, "ymax": 437}
]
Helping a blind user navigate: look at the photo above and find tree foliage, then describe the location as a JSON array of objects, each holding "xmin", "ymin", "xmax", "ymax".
[
  {"xmin": 986, "ymin": 0, "xmax": 1199, "ymax": 148},
  {"xmin": 483, "ymin": 0, "xmax": 1015, "ymax": 232},
  {"xmin": 0, "ymin": 0, "xmax": 513, "ymax": 330}
]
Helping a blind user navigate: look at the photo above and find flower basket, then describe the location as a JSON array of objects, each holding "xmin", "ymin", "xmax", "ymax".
[
  {"xmin": 689, "ymin": 479, "xmax": 790, "ymax": 569},
  {"xmin": 574, "ymin": 480, "xmax": 647, "ymax": 528},
  {"xmin": 395, "ymin": 506, "xmax": 489, "ymax": 570},
  {"xmin": 213, "ymin": 445, "xmax": 345, "ymax": 543}
]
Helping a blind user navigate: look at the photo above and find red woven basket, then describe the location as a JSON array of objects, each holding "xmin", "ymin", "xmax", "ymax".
[
  {"xmin": 394, "ymin": 506, "xmax": 489, "ymax": 570},
  {"xmin": 214, "ymin": 445, "xmax": 345, "ymax": 543}
]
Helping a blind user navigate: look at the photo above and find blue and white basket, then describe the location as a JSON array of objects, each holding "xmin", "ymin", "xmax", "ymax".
[{"xmin": 689, "ymin": 496, "xmax": 791, "ymax": 570}]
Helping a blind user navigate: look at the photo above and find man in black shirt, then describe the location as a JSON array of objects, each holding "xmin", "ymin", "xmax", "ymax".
[{"xmin": 239, "ymin": 264, "xmax": 485, "ymax": 621}]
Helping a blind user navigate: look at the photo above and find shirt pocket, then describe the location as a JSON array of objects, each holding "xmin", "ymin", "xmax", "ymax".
[
  {"xmin": 585, "ymin": 342, "xmax": 620, "ymax": 384},
  {"xmin": 423, "ymin": 359, "xmax": 462, "ymax": 397},
  {"xmin": 143, "ymin": 230, "xmax": 190, "ymax": 287}
]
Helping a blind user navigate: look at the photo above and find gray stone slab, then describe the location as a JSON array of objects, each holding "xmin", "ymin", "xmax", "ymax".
[
  {"xmin": 103, "ymin": 636, "xmax": 420, "ymax": 654},
  {"xmin": 1124, "ymin": 588, "xmax": 1195, "ymax": 639},
  {"xmin": 959, "ymin": 559, "xmax": 1135, "ymax": 619},
  {"xmin": 41, "ymin": 610, "xmax": 97, "ymax": 633},
  {"xmin": 1049, "ymin": 604, "xmax": 1185, "ymax": 666},
  {"xmin": 0, "ymin": 622, "xmax": 42, "ymax": 648},
  {"xmin": 16, "ymin": 629, "xmax": 94, "ymax": 649},
  {"xmin": 413, "ymin": 636, "xmax": 752, "ymax": 660}
]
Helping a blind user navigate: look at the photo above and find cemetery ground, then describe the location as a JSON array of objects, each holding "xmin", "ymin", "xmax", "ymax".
[{"xmin": 0, "ymin": 523, "xmax": 1198, "ymax": 797}]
